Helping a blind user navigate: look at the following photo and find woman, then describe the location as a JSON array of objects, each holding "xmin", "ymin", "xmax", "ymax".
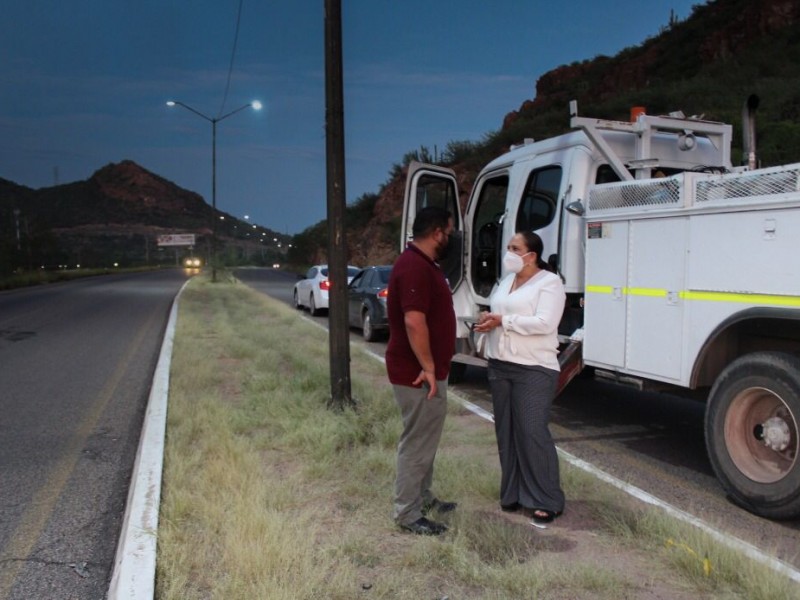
[{"xmin": 474, "ymin": 230, "xmax": 566, "ymax": 525}]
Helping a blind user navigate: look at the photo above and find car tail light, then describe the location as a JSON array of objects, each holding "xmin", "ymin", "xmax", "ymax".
[
  {"xmin": 377, "ymin": 287, "xmax": 388, "ymax": 299},
  {"xmin": 319, "ymin": 279, "xmax": 331, "ymax": 291}
]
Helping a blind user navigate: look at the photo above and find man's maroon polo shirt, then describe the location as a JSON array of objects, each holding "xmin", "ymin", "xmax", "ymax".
[{"xmin": 385, "ymin": 243, "xmax": 455, "ymax": 385}]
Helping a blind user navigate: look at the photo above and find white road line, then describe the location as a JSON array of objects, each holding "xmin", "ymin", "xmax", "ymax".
[{"xmin": 554, "ymin": 448, "xmax": 800, "ymax": 583}]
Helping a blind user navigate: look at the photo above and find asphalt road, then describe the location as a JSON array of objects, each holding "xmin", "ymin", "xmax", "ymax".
[
  {"xmin": 236, "ymin": 266, "xmax": 800, "ymax": 574},
  {"xmin": 0, "ymin": 269, "xmax": 190, "ymax": 600}
]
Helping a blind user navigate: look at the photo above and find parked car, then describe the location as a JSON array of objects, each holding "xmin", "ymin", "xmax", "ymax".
[
  {"xmin": 347, "ymin": 265, "xmax": 392, "ymax": 341},
  {"xmin": 294, "ymin": 264, "xmax": 360, "ymax": 316}
]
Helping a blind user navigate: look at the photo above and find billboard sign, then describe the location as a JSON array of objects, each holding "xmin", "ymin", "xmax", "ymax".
[{"xmin": 157, "ymin": 234, "xmax": 196, "ymax": 247}]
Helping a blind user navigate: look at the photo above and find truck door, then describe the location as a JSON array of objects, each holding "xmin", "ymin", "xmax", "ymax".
[
  {"xmin": 402, "ymin": 161, "xmax": 464, "ymax": 291},
  {"xmin": 469, "ymin": 172, "xmax": 509, "ymax": 300},
  {"xmin": 468, "ymin": 165, "xmax": 565, "ymax": 302}
]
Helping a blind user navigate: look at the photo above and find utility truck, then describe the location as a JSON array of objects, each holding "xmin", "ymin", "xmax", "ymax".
[{"xmin": 401, "ymin": 99, "xmax": 800, "ymax": 519}]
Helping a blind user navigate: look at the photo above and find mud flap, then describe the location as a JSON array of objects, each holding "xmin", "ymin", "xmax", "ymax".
[{"xmin": 556, "ymin": 337, "xmax": 583, "ymax": 397}]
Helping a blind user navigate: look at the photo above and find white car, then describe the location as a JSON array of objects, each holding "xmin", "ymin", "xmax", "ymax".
[{"xmin": 293, "ymin": 264, "xmax": 360, "ymax": 316}]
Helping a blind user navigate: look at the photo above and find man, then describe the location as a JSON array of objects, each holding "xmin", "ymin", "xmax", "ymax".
[{"xmin": 385, "ymin": 205, "xmax": 457, "ymax": 535}]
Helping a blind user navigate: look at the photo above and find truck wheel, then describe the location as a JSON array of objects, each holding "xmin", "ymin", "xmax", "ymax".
[{"xmin": 705, "ymin": 351, "xmax": 800, "ymax": 519}]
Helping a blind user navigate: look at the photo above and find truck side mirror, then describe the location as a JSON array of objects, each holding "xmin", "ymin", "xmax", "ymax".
[{"xmin": 566, "ymin": 200, "xmax": 585, "ymax": 216}]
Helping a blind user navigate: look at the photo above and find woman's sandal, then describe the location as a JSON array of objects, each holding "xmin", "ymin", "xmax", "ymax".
[{"xmin": 531, "ymin": 509, "xmax": 562, "ymax": 524}]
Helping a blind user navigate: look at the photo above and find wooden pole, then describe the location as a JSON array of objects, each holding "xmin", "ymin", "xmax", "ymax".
[{"xmin": 324, "ymin": 0, "xmax": 352, "ymax": 408}]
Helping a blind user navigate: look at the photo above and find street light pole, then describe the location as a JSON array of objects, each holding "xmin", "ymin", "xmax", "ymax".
[
  {"xmin": 212, "ymin": 117, "xmax": 217, "ymax": 280},
  {"xmin": 166, "ymin": 100, "xmax": 262, "ymax": 282}
]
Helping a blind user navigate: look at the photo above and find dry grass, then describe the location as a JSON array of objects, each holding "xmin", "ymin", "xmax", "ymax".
[{"xmin": 156, "ymin": 275, "xmax": 798, "ymax": 599}]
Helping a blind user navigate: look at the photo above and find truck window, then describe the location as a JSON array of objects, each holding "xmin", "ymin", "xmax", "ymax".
[
  {"xmin": 414, "ymin": 174, "xmax": 459, "ymax": 217},
  {"xmin": 412, "ymin": 172, "xmax": 463, "ymax": 291},
  {"xmin": 595, "ymin": 164, "xmax": 622, "ymax": 184},
  {"xmin": 471, "ymin": 175, "xmax": 508, "ymax": 298},
  {"xmin": 515, "ymin": 166, "xmax": 562, "ymax": 232}
]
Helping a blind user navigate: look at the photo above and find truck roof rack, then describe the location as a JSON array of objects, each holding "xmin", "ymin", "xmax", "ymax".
[{"xmin": 569, "ymin": 100, "xmax": 732, "ymax": 181}]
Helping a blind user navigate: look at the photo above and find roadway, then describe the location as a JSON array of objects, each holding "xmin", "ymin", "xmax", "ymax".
[
  {"xmin": 235, "ymin": 266, "xmax": 800, "ymax": 574},
  {"xmin": 0, "ymin": 269, "xmax": 191, "ymax": 600}
]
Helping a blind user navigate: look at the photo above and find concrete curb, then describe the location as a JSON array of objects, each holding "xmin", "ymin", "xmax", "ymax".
[{"xmin": 107, "ymin": 280, "xmax": 188, "ymax": 599}]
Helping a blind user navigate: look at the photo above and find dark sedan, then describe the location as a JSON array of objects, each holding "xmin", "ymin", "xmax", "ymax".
[{"xmin": 347, "ymin": 265, "xmax": 391, "ymax": 341}]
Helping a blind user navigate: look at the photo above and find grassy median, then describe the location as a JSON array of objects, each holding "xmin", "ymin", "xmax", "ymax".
[{"xmin": 156, "ymin": 274, "xmax": 796, "ymax": 599}]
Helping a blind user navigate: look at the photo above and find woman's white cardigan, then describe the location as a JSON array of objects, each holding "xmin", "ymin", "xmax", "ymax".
[{"xmin": 482, "ymin": 270, "xmax": 566, "ymax": 371}]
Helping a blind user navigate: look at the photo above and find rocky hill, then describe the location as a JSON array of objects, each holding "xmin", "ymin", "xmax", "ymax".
[
  {"xmin": 290, "ymin": 0, "xmax": 800, "ymax": 268},
  {"xmin": 0, "ymin": 160, "xmax": 289, "ymax": 274}
]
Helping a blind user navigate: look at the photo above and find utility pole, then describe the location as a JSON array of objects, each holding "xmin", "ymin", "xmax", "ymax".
[{"xmin": 324, "ymin": 0, "xmax": 353, "ymax": 409}]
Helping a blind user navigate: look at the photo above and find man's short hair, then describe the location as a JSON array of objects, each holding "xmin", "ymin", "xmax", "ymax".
[{"xmin": 412, "ymin": 206, "xmax": 452, "ymax": 239}]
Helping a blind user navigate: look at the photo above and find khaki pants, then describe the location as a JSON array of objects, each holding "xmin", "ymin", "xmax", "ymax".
[{"xmin": 392, "ymin": 381, "xmax": 447, "ymax": 526}]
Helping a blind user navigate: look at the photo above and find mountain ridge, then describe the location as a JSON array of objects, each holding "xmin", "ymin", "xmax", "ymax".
[{"xmin": 0, "ymin": 160, "xmax": 288, "ymax": 273}]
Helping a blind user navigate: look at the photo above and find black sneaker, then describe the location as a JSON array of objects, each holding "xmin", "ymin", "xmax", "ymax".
[
  {"xmin": 400, "ymin": 517, "xmax": 448, "ymax": 535},
  {"xmin": 422, "ymin": 498, "xmax": 458, "ymax": 515}
]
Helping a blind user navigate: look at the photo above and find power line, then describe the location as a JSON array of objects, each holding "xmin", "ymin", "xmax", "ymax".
[{"xmin": 218, "ymin": 0, "xmax": 245, "ymax": 119}]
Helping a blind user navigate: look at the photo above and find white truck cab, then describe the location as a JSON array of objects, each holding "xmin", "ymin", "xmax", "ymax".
[{"xmin": 401, "ymin": 102, "xmax": 800, "ymax": 520}]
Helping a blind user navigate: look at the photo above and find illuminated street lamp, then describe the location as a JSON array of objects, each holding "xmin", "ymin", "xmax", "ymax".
[{"xmin": 166, "ymin": 99, "xmax": 262, "ymax": 281}]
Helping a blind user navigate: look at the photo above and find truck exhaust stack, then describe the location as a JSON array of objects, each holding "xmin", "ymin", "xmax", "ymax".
[{"xmin": 743, "ymin": 94, "xmax": 759, "ymax": 170}]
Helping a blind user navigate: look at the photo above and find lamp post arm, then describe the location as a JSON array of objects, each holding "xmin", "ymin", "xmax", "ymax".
[
  {"xmin": 216, "ymin": 102, "xmax": 256, "ymax": 123},
  {"xmin": 166, "ymin": 97, "xmax": 260, "ymax": 283},
  {"xmin": 168, "ymin": 101, "xmax": 213, "ymax": 123}
]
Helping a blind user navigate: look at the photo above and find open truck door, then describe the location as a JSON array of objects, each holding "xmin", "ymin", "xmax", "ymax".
[{"xmin": 402, "ymin": 161, "xmax": 465, "ymax": 292}]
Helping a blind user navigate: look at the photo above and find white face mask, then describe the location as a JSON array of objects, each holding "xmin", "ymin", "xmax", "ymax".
[{"xmin": 502, "ymin": 250, "xmax": 531, "ymax": 274}]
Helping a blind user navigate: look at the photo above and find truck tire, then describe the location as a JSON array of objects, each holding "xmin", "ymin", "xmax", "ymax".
[{"xmin": 705, "ymin": 351, "xmax": 800, "ymax": 519}]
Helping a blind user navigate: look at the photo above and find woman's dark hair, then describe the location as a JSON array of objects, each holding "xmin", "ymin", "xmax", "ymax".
[{"xmin": 517, "ymin": 230, "xmax": 554, "ymax": 272}]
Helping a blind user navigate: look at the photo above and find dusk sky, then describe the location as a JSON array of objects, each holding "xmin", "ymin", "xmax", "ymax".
[{"xmin": 1, "ymin": 1, "xmax": 700, "ymax": 234}]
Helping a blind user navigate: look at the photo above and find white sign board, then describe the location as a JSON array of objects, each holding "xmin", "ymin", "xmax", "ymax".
[{"xmin": 157, "ymin": 234, "xmax": 196, "ymax": 247}]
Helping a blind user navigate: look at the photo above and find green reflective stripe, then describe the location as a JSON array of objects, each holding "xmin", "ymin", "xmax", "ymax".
[
  {"xmin": 586, "ymin": 285, "xmax": 614, "ymax": 294},
  {"xmin": 585, "ymin": 286, "xmax": 665, "ymax": 297},
  {"xmin": 627, "ymin": 287, "xmax": 667, "ymax": 298},
  {"xmin": 586, "ymin": 285, "xmax": 800, "ymax": 307},
  {"xmin": 681, "ymin": 290, "xmax": 800, "ymax": 307}
]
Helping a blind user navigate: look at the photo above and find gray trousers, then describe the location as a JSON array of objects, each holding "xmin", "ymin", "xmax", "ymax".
[
  {"xmin": 392, "ymin": 381, "xmax": 447, "ymax": 525},
  {"xmin": 488, "ymin": 359, "xmax": 564, "ymax": 513}
]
